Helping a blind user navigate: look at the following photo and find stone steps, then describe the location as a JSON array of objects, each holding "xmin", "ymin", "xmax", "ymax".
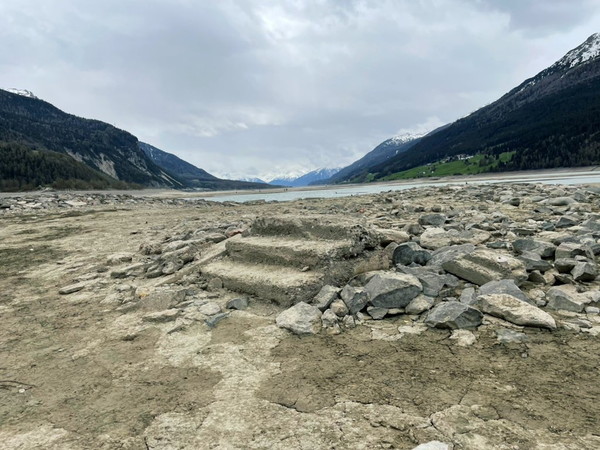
[{"xmin": 199, "ymin": 215, "xmax": 382, "ymax": 306}]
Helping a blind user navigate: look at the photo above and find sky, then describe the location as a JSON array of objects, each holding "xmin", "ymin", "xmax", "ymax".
[{"xmin": 2, "ymin": 1, "xmax": 600, "ymax": 181}]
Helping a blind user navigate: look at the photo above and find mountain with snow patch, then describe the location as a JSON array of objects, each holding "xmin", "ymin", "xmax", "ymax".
[{"xmin": 4, "ymin": 88, "xmax": 38, "ymax": 99}]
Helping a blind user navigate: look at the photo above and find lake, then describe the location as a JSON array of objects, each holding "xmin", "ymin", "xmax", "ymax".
[{"xmin": 195, "ymin": 170, "xmax": 600, "ymax": 203}]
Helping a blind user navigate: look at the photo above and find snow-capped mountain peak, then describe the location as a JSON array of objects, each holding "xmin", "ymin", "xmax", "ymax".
[
  {"xmin": 554, "ymin": 32, "xmax": 600, "ymax": 69},
  {"xmin": 4, "ymin": 88, "xmax": 38, "ymax": 99},
  {"xmin": 387, "ymin": 132, "xmax": 425, "ymax": 146}
]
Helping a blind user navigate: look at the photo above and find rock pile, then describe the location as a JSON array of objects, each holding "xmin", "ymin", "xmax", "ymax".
[{"xmin": 276, "ymin": 184, "xmax": 600, "ymax": 337}]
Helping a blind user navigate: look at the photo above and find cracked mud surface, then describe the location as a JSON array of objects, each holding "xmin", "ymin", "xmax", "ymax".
[{"xmin": 1, "ymin": 189, "xmax": 600, "ymax": 449}]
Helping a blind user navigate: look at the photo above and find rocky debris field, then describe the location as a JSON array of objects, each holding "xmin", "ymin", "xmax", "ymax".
[{"xmin": 1, "ymin": 183, "xmax": 600, "ymax": 449}]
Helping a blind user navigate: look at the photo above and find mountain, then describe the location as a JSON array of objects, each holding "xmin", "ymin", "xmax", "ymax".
[
  {"xmin": 321, "ymin": 133, "xmax": 425, "ymax": 184},
  {"xmin": 0, "ymin": 88, "xmax": 182, "ymax": 189},
  {"xmin": 267, "ymin": 168, "xmax": 341, "ymax": 187},
  {"xmin": 367, "ymin": 33, "xmax": 600, "ymax": 180},
  {"xmin": 140, "ymin": 142, "xmax": 274, "ymax": 191},
  {"xmin": 239, "ymin": 177, "xmax": 268, "ymax": 184}
]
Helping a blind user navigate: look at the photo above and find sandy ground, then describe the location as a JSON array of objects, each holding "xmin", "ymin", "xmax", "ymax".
[{"xmin": 1, "ymin": 189, "xmax": 600, "ymax": 449}]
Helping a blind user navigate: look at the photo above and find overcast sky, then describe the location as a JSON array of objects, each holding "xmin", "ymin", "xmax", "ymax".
[{"xmin": 2, "ymin": 1, "xmax": 600, "ymax": 180}]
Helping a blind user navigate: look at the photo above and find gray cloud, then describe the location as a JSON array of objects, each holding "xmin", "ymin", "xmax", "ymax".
[{"xmin": 1, "ymin": 0, "xmax": 600, "ymax": 179}]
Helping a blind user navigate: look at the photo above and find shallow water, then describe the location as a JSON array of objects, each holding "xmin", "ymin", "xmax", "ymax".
[{"xmin": 196, "ymin": 170, "xmax": 600, "ymax": 203}]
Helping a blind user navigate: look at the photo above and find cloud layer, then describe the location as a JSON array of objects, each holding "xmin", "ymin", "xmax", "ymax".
[{"xmin": 2, "ymin": 0, "xmax": 600, "ymax": 178}]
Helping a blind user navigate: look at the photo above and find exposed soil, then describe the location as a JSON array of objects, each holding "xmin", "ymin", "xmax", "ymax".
[{"xmin": 1, "ymin": 188, "xmax": 600, "ymax": 449}]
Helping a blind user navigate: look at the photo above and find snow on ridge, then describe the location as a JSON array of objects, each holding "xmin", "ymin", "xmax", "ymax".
[
  {"xmin": 387, "ymin": 132, "xmax": 425, "ymax": 145},
  {"xmin": 555, "ymin": 33, "xmax": 600, "ymax": 69},
  {"xmin": 4, "ymin": 88, "xmax": 38, "ymax": 99}
]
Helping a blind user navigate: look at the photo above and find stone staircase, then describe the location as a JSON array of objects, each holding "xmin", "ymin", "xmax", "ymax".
[{"xmin": 199, "ymin": 215, "xmax": 381, "ymax": 306}]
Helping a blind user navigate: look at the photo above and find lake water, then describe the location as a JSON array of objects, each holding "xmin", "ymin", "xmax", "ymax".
[{"xmin": 195, "ymin": 170, "xmax": 600, "ymax": 203}]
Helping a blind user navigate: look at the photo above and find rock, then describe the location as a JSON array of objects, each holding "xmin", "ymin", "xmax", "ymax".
[
  {"xmin": 312, "ymin": 285, "xmax": 340, "ymax": 311},
  {"xmin": 397, "ymin": 266, "xmax": 458, "ymax": 297},
  {"xmin": 546, "ymin": 286, "xmax": 590, "ymax": 312},
  {"xmin": 58, "ymin": 282, "xmax": 86, "ymax": 295},
  {"xmin": 548, "ymin": 197, "xmax": 576, "ymax": 206},
  {"xmin": 555, "ymin": 242, "xmax": 589, "ymax": 259},
  {"xmin": 276, "ymin": 302, "xmax": 322, "ymax": 335},
  {"xmin": 375, "ymin": 228, "xmax": 410, "ymax": 245},
  {"xmin": 518, "ymin": 251, "xmax": 553, "ymax": 272},
  {"xmin": 198, "ymin": 302, "xmax": 221, "ymax": 316},
  {"xmin": 142, "ymin": 309, "xmax": 181, "ymax": 323},
  {"xmin": 405, "ymin": 295, "xmax": 435, "ymax": 315},
  {"xmin": 556, "ymin": 216, "xmax": 578, "ymax": 228},
  {"xmin": 478, "ymin": 279, "xmax": 532, "ymax": 304},
  {"xmin": 392, "ymin": 242, "xmax": 431, "ymax": 266},
  {"xmin": 586, "ymin": 306, "xmax": 600, "ymax": 315},
  {"xmin": 205, "ymin": 312, "xmax": 229, "ymax": 328},
  {"xmin": 418, "ymin": 213, "xmax": 447, "ymax": 227},
  {"xmin": 420, "ymin": 228, "xmax": 490, "ymax": 251},
  {"xmin": 412, "ymin": 442, "xmax": 450, "ymax": 450},
  {"xmin": 321, "ymin": 309, "xmax": 339, "ymax": 328},
  {"xmin": 340, "ymin": 285, "xmax": 370, "ymax": 314},
  {"xmin": 571, "ymin": 262, "xmax": 597, "ymax": 282},
  {"xmin": 207, "ymin": 277, "xmax": 223, "ymax": 290},
  {"xmin": 342, "ymin": 315, "xmax": 356, "ymax": 328},
  {"xmin": 226, "ymin": 297, "xmax": 248, "ymax": 310},
  {"xmin": 442, "ymin": 249, "xmax": 527, "ymax": 286},
  {"xmin": 554, "ymin": 258, "xmax": 578, "ymax": 273},
  {"xmin": 425, "ymin": 301, "xmax": 483, "ymax": 330},
  {"xmin": 478, "ymin": 294, "xmax": 556, "ymax": 329},
  {"xmin": 365, "ymin": 272, "xmax": 422, "ymax": 308},
  {"xmin": 366, "ymin": 306, "xmax": 388, "ymax": 320},
  {"xmin": 110, "ymin": 263, "xmax": 146, "ymax": 279},
  {"xmin": 330, "ymin": 299, "xmax": 349, "ymax": 317},
  {"xmin": 496, "ymin": 328, "xmax": 529, "ymax": 344},
  {"xmin": 512, "ymin": 239, "xmax": 556, "ymax": 258},
  {"xmin": 460, "ymin": 287, "xmax": 477, "ymax": 305},
  {"xmin": 450, "ymin": 329, "xmax": 476, "ymax": 347},
  {"xmin": 427, "ymin": 244, "xmax": 476, "ymax": 268},
  {"xmin": 106, "ymin": 253, "xmax": 134, "ymax": 265}
]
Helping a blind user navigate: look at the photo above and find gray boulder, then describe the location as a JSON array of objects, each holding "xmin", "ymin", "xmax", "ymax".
[
  {"xmin": 312, "ymin": 285, "xmax": 340, "ymax": 311},
  {"xmin": 546, "ymin": 286, "xmax": 590, "ymax": 312},
  {"xmin": 405, "ymin": 295, "xmax": 435, "ymax": 315},
  {"xmin": 425, "ymin": 301, "xmax": 483, "ymax": 329},
  {"xmin": 554, "ymin": 258, "xmax": 578, "ymax": 273},
  {"xmin": 427, "ymin": 244, "xmax": 476, "ymax": 268},
  {"xmin": 397, "ymin": 266, "xmax": 458, "ymax": 297},
  {"xmin": 276, "ymin": 302, "xmax": 322, "ymax": 335},
  {"xmin": 330, "ymin": 299, "xmax": 349, "ymax": 317},
  {"xmin": 571, "ymin": 262, "xmax": 597, "ymax": 282},
  {"xmin": 418, "ymin": 213, "xmax": 447, "ymax": 227},
  {"xmin": 478, "ymin": 279, "xmax": 533, "ymax": 305},
  {"xmin": 442, "ymin": 249, "xmax": 527, "ymax": 286},
  {"xmin": 420, "ymin": 228, "xmax": 490, "ymax": 251},
  {"xmin": 555, "ymin": 242, "xmax": 590, "ymax": 259},
  {"xmin": 512, "ymin": 239, "xmax": 556, "ymax": 258},
  {"xmin": 340, "ymin": 285, "xmax": 370, "ymax": 314},
  {"xmin": 366, "ymin": 306, "xmax": 388, "ymax": 320},
  {"xmin": 225, "ymin": 297, "xmax": 248, "ymax": 310},
  {"xmin": 392, "ymin": 242, "xmax": 431, "ymax": 266},
  {"xmin": 548, "ymin": 197, "xmax": 576, "ymax": 206},
  {"xmin": 478, "ymin": 294, "xmax": 556, "ymax": 329},
  {"xmin": 518, "ymin": 251, "xmax": 553, "ymax": 272},
  {"xmin": 365, "ymin": 272, "xmax": 422, "ymax": 308}
]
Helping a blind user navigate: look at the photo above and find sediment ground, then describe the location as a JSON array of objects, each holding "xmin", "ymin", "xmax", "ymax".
[{"xmin": 1, "ymin": 183, "xmax": 599, "ymax": 449}]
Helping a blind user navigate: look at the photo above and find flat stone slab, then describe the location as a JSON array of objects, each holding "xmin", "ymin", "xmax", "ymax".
[
  {"xmin": 478, "ymin": 294, "xmax": 556, "ymax": 329},
  {"xmin": 425, "ymin": 301, "xmax": 483, "ymax": 330},
  {"xmin": 365, "ymin": 272, "xmax": 422, "ymax": 308},
  {"xmin": 276, "ymin": 302, "xmax": 322, "ymax": 335},
  {"xmin": 442, "ymin": 249, "xmax": 527, "ymax": 286},
  {"xmin": 58, "ymin": 283, "xmax": 87, "ymax": 295}
]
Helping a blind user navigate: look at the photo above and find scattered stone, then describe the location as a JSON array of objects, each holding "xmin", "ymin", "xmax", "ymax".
[
  {"xmin": 376, "ymin": 228, "xmax": 410, "ymax": 245},
  {"xmin": 207, "ymin": 277, "xmax": 224, "ymax": 290},
  {"xmin": 478, "ymin": 279, "xmax": 532, "ymax": 304},
  {"xmin": 58, "ymin": 282, "xmax": 86, "ymax": 295},
  {"xmin": 478, "ymin": 294, "xmax": 556, "ymax": 329},
  {"xmin": 548, "ymin": 197, "xmax": 576, "ymax": 206},
  {"xmin": 556, "ymin": 216, "xmax": 578, "ymax": 228},
  {"xmin": 496, "ymin": 328, "xmax": 529, "ymax": 344},
  {"xmin": 425, "ymin": 301, "xmax": 483, "ymax": 330},
  {"xmin": 442, "ymin": 249, "xmax": 527, "ymax": 286},
  {"xmin": 225, "ymin": 297, "xmax": 248, "ymax": 310},
  {"xmin": 312, "ymin": 285, "xmax": 340, "ymax": 311},
  {"xmin": 512, "ymin": 239, "xmax": 556, "ymax": 258},
  {"xmin": 392, "ymin": 242, "xmax": 431, "ymax": 266},
  {"xmin": 340, "ymin": 285, "xmax": 370, "ymax": 314},
  {"xmin": 555, "ymin": 242, "xmax": 589, "ymax": 259},
  {"xmin": 554, "ymin": 258, "xmax": 578, "ymax": 273},
  {"xmin": 405, "ymin": 295, "xmax": 435, "ymax": 315},
  {"xmin": 411, "ymin": 441, "xmax": 450, "ymax": 450},
  {"xmin": 427, "ymin": 243, "xmax": 476, "ymax": 268},
  {"xmin": 142, "ymin": 309, "xmax": 181, "ymax": 323},
  {"xmin": 420, "ymin": 228, "xmax": 490, "ymax": 251},
  {"xmin": 450, "ymin": 329, "xmax": 476, "ymax": 347},
  {"xmin": 397, "ymin": 266, "xmax": 458, "ymax": 297},
  {"xmin": 459, "ymin": 287, "xmax": 477, "ymax": 305},
  {"xmin": 418, "ymin": 213, "xmax": 447, "ymax": 227},
  {"xmin": 330, "ymin": 299, "xmax": 349, "ymax": 317},
  {"xmin": 276, "ymin": 302, "xmax": 322, "ymax": 335},
  {"xmin": 321, "ymin": 309, "xmax": 339, "ymax": 328},
  {"xmin": 198, "ymin": 302, "xmax": 221, "ymax": 316},
  {"xmin": 546, "ymin": 286, "xmax": 590, "ymax": 312},
  {"xmin": 571, "ymin": 262, "xmax": 597, "ymax": 282},
  {"xmin": 518, "ymin": 251, "xmax": 553, "ymax": 272},
  {"xmin": 366, "ymin": 306, "xmax": 388, "ymax": 320},
  {"xmin": 342, "ymin": 315, "xmax": 356, "ymax": 329},
  {"xmin": 365, "ymin": 272, "xmax": 422, "ymax": 308},
  {"xmin": 205, "ymin": 312, "xmax": 229, "ymax": 328},
  {"xmin": 106, "ymin": 253, "xmax": 134, "ymax": 265}
]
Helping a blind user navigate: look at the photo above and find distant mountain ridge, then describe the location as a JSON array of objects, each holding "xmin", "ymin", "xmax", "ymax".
[
  {"xmin": 364, "ymin": 33, "xmax": 600, "ymax": 180},
  {"xmin": 267, "ymin": 167, "xmax": 341, "ymax": 187},
  {"xmin": 0, "ymin": 88, "xmax": 182, "ymax": 189}
]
